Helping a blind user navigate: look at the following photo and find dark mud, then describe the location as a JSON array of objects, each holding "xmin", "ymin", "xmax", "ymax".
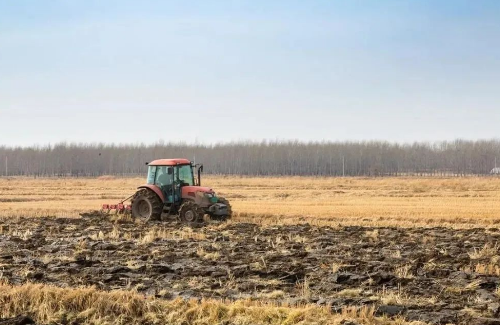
[
  {"xmin": 1, "ymin": 215, "xmax": 500, "ymax": 324},
  {"xmin": 0, "ymin": 316, "xmax": 35, "ymax": 325}
]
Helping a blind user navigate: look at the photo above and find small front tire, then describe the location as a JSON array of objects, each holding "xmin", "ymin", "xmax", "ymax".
[
  {"xmin": 217, "ymin": 196, "xmax": 232, "ymax": 221},
  {"xmin": 179, "ymin": 201, "xmax": 205, "ymax": 226}
]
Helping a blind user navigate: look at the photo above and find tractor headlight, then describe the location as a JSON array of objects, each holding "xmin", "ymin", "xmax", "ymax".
[{"xmin": 205, "ymin": 193, "xmax": 218, "ymax": 203}]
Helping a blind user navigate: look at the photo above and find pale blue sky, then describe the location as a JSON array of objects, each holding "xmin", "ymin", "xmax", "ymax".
[{"xmin": 0, "ymin": 1, "xmax": 499, "ymax": 146}]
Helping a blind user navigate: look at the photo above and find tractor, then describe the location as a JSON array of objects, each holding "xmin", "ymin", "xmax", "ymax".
[{"xmin": 104, "ymin": 159, "xmax": 231, "ymax": 224}]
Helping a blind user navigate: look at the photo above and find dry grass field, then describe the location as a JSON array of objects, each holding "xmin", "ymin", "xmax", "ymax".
[
  {"xmin": 0, "ymin": 282, "xmax": 412, "ymax": 325},
  {"xmin": 1, "ymin": 176, "xmax": 500, "ymax": 228},
  {"xmin": 2, "ymin": 176, "xmax": 500, "ymax": 325}
]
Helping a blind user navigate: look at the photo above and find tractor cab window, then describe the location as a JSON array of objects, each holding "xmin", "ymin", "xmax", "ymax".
[
  {"xmin": 147, "ymin": 166, "xmax": 157, "ymax": 184},
  {"xmin": 155, "ymin": 166, "xmax": 173, "ymax": 188},
  {"xmin": 178, "ymin": 164, "xmax": 194, "ymax": 186}
]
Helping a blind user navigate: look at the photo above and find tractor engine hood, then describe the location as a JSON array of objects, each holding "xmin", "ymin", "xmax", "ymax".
[{"xmin": 181, "ymin": 186, "xmax": 215, "ymax": 197}]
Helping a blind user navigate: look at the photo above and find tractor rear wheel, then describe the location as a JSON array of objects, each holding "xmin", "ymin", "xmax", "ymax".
[
  {"xmin": 131, "ymin": 189, "xmax": 163, "ymax": 221},
  {"xmin": 179, "ymin": 201, "xmax": 205, "ymax": 226}
]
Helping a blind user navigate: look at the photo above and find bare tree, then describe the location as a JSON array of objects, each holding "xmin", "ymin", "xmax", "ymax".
[{"xmin": 1, "ymin": 140, "xmax": 500, "ymax": 177}]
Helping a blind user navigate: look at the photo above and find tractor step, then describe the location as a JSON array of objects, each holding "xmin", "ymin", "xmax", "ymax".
[
  {"xmin": 162, "ymin": 205, "xmax": 172, "ymax": 215},
  {"xmin": 101, "ymin": 203, "xmax": 131, "ymax": 214}
]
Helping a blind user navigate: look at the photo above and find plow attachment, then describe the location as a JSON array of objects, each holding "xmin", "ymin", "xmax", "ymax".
[
  {"xmin": 101, "ymin": 203, "xmax": 131, "ymax": 214},
  {"xmin": 101, "ymin": 193, "xmax": 134, "ymax": 214}
]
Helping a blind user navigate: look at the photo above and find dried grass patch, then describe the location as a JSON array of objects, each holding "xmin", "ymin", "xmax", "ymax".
[{"xmin": 0, "ymin": 282, "xmax": 422, "ymax": 325}]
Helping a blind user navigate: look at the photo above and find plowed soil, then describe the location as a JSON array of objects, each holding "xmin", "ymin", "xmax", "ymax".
[{"xmin": 1, "ymin": 214, "xmax": 500, "ymax": 324}]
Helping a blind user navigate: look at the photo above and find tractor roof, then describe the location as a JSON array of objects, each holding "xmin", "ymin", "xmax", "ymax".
[{"xmin": 148, "ymin": 158, "xmax": 191, "ymax": 166}]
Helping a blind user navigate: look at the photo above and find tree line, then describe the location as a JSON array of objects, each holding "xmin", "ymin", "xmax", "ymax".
[{"xmin": 1, "ymin": 139, "xmax": 500, "ymax": 177}]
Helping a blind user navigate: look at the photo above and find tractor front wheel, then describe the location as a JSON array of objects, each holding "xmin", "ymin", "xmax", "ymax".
[
  {"xmin": 131, "ymin": 189, "xmax": 163, "ymax": 221},
  {"xmin": 217, "ymin": 196, "xmax": 232, "ymax": 221},
  {"xmin": 179, "ymin": 201, "xmax": 205, "ymax": 226}
]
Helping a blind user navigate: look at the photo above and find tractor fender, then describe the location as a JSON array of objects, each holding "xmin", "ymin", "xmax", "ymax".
[{"xmin": 138, "ymin": 185, "xmax": 165, "ymax": 203}]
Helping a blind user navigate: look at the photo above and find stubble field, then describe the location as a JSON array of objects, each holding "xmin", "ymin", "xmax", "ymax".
[
  {"xmin": 1, "ymin": 176, "xmax": 500, "ymax": 325},
  {"xmin": 2, "ymin": 176, "xmax": 500, "ymax": 227}
]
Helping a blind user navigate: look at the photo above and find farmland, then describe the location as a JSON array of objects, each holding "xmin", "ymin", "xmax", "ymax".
[
  {"xmin": 1, "ymin": 176, "xmax": 500, "ymax": 324},
  {"xmin": 1, "ymin": 176, "xmax": 500, "ymax": 227}
]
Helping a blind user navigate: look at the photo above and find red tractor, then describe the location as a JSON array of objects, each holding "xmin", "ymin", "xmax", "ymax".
[{"xmin": 104, "ymin": 159, "xmax": 231, "ymax": 224}]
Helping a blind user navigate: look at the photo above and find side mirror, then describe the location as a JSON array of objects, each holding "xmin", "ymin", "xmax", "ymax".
[
  {"xmin": 199, "ymin": 165, "xmax": 204, "ymax": 173},
  {"xmin": 167, "ymin": 167, "xmax": 173, "ymax": 175}
]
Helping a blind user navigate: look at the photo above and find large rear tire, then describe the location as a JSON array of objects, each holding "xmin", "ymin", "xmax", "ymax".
[
  {"xmin": 179, "ymin": 201, "xmax": 205, "ymax": 226},
  {"xmin": 131, "ymin": 189, "xmax": 163, "ymax": 221}
]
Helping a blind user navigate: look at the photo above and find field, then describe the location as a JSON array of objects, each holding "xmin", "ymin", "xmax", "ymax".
[
  {"xmin": 2, "ymin": 176, "xmax": 500, "ymax": 228},
  {"xmin": 2, "ymin": 176, "xmax": 500, "ymax": 325}
]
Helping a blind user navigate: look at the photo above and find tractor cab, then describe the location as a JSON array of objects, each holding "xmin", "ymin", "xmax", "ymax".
[
  {"xmin": 146, "ymin": 161, "xmax": 195, "ymax": 203},
  {"xmin": 128, "ymin": 158, "xmax": 231, "ymax": 224}
]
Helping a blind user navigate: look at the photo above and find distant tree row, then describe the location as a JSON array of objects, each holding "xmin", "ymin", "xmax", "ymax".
[{"xmin": 1, "ymin": 139, "xmax": 500, "ymax": 177}]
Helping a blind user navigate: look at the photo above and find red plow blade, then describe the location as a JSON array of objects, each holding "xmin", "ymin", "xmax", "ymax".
[{"xmin": 101, "ymin": 203, "xmax": 131, "ymax": 214}]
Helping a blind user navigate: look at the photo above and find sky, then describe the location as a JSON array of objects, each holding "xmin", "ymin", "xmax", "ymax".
[{"xmin": 0, "ymin": 0, "xmax": 499, "ymax": 146}]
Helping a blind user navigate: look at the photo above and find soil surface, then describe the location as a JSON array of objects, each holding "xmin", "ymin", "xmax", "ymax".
[
  {"xmin": 0, "ymin": 316, "xmax": 35, "ymax": 325},
  {"xmin": 1, "ymin": 214, "xmax": 500, "ymax": 324}
]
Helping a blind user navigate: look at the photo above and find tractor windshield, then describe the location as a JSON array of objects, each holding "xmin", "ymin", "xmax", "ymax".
[
  {"xmin": 155, "ymin": 166, "xmax": 173, "ymax": 187},
  {"xmin": 147, "ymin": 166, "xmax": 173, "ymax": 188},
  {"xmin": 178, "ymin": 164, "xmax": 194, "ymax": 186}
]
